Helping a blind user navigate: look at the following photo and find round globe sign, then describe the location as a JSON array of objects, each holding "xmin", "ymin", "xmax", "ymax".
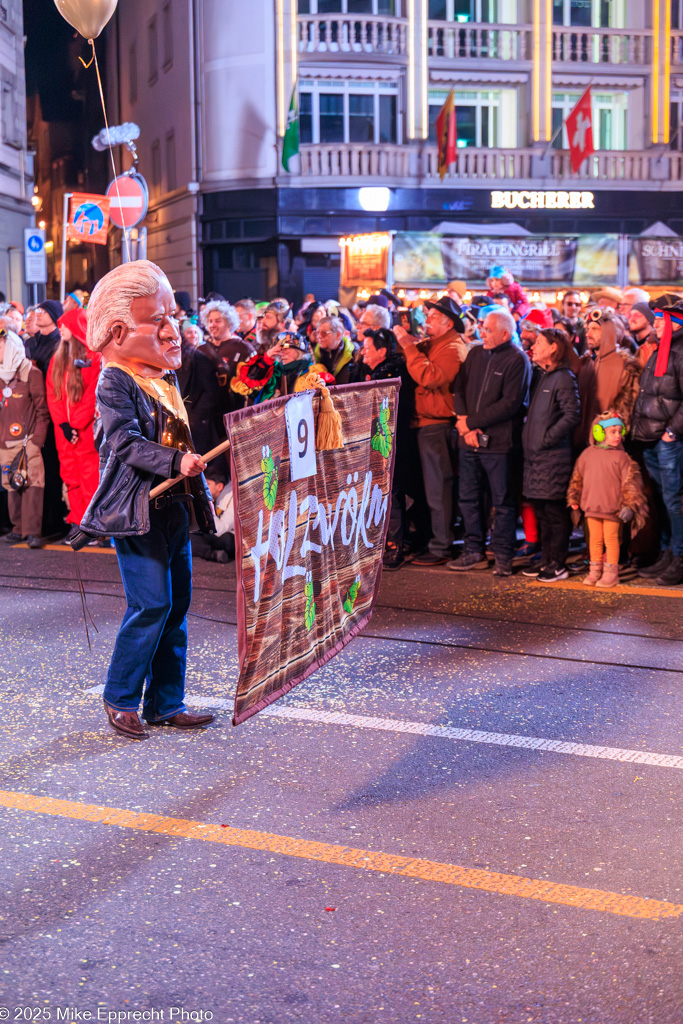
[{"xmin": 106, "ymin": 173, "xmax": 149, "ymax": 229}]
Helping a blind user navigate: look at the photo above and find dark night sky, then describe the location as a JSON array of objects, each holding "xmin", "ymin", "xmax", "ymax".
[{"xmin": 23, "ymin": 0, "xmax": 100, "ymax": 121}]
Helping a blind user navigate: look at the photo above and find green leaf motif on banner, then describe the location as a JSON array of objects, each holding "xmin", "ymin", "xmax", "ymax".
[
  {"xmin": 261, "ymin": 444, "xmax": 279, "ymax": 511},
  {"xmin": 342, "ymin": 574, "xmax": 361, "ymax": 614},
  {"xmin": 371, "ymin": 397, "xmax": 392, "ymax": 459},
  {"xmin": 304, "ymin": 570, "xmax": 317, "ymax": 631}
]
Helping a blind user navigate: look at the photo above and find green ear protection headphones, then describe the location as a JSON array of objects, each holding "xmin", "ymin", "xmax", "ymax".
[{"xmin": 593, "ymin": 416, "xmax": 626, "ymax": 442}]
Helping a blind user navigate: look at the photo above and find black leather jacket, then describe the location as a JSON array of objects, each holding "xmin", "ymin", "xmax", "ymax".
[
  {"xmin": 631, "ymin": 332, "xmax": 683, "ymax": 443},
  {"xmin": 81, "ymin": 366, "xmax": 214, "ymax": 537}
]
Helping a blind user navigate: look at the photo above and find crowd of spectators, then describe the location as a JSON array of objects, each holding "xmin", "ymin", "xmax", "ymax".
[{"xmin": 1, "ymin": 269, "xmax": 681, "ymax": 588}]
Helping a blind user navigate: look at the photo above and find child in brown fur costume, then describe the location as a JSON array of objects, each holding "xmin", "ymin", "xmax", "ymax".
[{"xmin": 567, "ymin": 409, "xmax": 648, "ymax": 588}]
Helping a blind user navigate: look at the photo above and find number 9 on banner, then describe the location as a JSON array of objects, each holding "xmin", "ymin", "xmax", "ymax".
[{"xmin": 285, "ymin": 392, "xmax": 317, "ymax": 481}]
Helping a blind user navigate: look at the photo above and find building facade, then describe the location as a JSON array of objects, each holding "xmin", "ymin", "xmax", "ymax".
[
  {"xmin": 109, "ymin": 0, "xmax": 683, "ymax": 304},
  {"xmin": 1, "ymin": 0, "xmax": 33, "ymax": 304}
]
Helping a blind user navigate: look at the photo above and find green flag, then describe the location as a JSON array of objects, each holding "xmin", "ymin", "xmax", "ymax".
[{"xmin": 282, "ymin": 83, "xmax": 299, "ymax": 172}]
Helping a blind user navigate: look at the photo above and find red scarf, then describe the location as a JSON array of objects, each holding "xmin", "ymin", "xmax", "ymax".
[{"xmin": 655, "ymin": 312, "xmax": 683, "ymax": 377}]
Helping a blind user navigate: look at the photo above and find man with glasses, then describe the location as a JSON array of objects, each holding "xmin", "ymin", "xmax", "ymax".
[
  {"xmin": 561, "ymin": 289, "xmax": 586, "ymax": 353},
  {"xmin": 519, "ymin": 308, "xmax": 553, "ymax": 353},
  {"xmin": 561, "ymin": 289, "xmax": 582, "ymax": 321},
  {"xmin": 313, "ymin": 316, "xmax": 356, "ymax": 384},
  {"xmin": 449, "ymin": 309, "xmax": 532, "ymax": 577},
  {"xmin": 618, "ymin": 287, "xmax": 650, "ymax": 317}
]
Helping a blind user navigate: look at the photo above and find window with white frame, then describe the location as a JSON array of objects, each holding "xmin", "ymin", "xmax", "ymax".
[
  {"xmin": 428, "ymin": 89, "xmax": 510, "ymax": 147},
  {"xmin": 552, "ymin": 0, "xmax": 623, "ymax": 26},
  {"xmin": 673, "ymin": 0, "xmax": 683, "ymax": 30},
  {"xmin": 551, "ymin": 91, "xmax": 627, "ymax": 149},
  {"xmin": 299, "ymin": 80, "xmax": 400, "ymax": 144},
  {"xmin": 297, "ymin": 0, "xmax": 401, "ymax": 14},
  {"xmin": 427, "ymin": 0, "xmax": 499, "ymax": 21}
]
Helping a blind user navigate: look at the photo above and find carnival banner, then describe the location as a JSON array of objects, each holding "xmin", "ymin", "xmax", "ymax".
[
  {"xmin": 440, "ymin": 236, "xmax": 578, "ymax": 283},
  {"xmin": 392, "ymin": 232, "xmax": 619, "ymax": 286},
  {"xmin": 226, "ymin": 380, "xmax": 399, "ymax": 726},
  {"xmin": 629, "ymin": 238, "xmax": 683, "ymax": 286}
]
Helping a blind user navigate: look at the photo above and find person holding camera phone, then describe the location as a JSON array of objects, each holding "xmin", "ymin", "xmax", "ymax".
[
  {"xmin": 450, "ymin": 309, "xmax": 532, "ymax": 576},
  {"xmin": 0, "ymin": 325, "xmax": 50, "ymax": 548},
  {"xmin": 393, "ymin": 296, "xmax": 464, "ymax": 566}
]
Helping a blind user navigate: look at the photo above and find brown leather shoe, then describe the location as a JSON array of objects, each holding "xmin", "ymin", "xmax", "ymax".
[
  {"xmin": 104, "ymin": 702, "xmax": 149, "ymax": 740},
  {"xmin": 145, "ymin": 710, "xmax": 215, "ymax": 729}
]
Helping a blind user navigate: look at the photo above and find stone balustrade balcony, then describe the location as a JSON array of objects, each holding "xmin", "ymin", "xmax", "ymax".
[
  {"xmin": 297, "ymin": 13, "xmax": 408, "ymax": 58},
  {"xmin": 290, "ymin": 143, "xmax": 683, "ymax": 190},
  {"xmin": 552, "ymin": 26, "xmax": 651, "ymax": 65},
  {"xmin": 427, "ymin": 21, "xmax": 533, "ymax": 61}
]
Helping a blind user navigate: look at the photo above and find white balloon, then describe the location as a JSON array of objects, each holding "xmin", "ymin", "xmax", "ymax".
[{"xmin": 53, "ymin": 0, "xmax": 118, "ymax": 40}]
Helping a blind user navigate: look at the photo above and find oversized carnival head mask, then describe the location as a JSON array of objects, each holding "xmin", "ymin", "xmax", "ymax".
[{"xmin": 86, "ymin": 260, "xmax": 182, "ymax": 374}]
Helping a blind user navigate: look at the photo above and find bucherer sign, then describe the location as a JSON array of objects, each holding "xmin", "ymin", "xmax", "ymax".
[{"xmin": 491, "ymin": 190, "xmax": 595, "ymax": 210}]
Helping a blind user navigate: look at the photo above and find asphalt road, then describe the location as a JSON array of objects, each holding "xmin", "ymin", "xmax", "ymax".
[{"xmin": 0, "ymin": 543, "xmax": 681, "ymax": 1024}]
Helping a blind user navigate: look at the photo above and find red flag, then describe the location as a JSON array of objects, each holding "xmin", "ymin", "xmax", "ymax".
[
  {"xmin": 436, "ymin": 89, "xmax": 457, "ymax": 181},
  {"xmin": 566, "ymin": 86, "xmax": 594, "ymax": 173}
]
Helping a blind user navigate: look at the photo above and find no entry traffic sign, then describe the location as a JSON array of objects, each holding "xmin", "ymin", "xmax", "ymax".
[{"xmin": 106, "ymin": 173, "xmax": 149, "ymax": 229}]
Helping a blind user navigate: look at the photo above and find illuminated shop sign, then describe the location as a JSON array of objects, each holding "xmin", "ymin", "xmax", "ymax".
[
  {"xmin": 339, "ymin": 233, "xmax": 391, "ymax": 255},
  {"xmin": 339, "ymin": 233, "xmax": 391, "ymax": 287},
  {"xmin": 491, "ymin": 190, "xmax": 595, "ymax": 210}
]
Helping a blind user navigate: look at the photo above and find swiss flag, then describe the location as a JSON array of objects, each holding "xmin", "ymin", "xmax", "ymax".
[{"xmin": 566, "ymin": 86, "xmax": 594, "ymax": 173}]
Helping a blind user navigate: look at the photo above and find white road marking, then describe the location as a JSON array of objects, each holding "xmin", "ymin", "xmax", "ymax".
[{"xmin": 84, "ymin": 685, "xmax": 683, "ymax": 769}]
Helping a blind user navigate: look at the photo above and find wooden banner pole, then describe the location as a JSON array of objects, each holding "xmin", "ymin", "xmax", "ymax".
[{"xmin": 149, "ymin": 438, "xmax": 232, "ymax": 500}]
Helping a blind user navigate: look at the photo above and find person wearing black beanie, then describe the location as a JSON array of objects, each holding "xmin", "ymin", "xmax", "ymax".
[
  {"xmin": 174, "ymin": 290, "xmax": 194, "ymax": 319},
  {"xmin": 628, "ymin": 301, "xmax": 658, "ymax": 366},
  {"xmin": 27, "ymin": 300, "xmax": 64, "ymax": 376}
]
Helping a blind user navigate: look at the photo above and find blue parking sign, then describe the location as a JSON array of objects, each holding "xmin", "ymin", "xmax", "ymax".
[{"xmin": 24, "ymin": 228, "xmax": 47, "ymax": 284}]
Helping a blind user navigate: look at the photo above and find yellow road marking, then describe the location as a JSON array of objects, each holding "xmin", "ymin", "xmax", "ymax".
[
  {"xmin": 410, "ymin": 563, "xmax": 683, "ymax": 596},
  {"xmin": 0, "ymin": 788, "xmax": 680, "ymax": 922},
  {"xmin": 11, "ymin": 543, "xmax": 115, "ymax": 554},
  {"xmin": 529, "ymin": 579, "xmax": 683, "ymax": 598}
]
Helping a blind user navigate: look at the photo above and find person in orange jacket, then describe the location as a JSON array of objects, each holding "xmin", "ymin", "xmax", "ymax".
[{"xmin": 46, "ymin": 308, "xmax": 102, "ymax": 539}]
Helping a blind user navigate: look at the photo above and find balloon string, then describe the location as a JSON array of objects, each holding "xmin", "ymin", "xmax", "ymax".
[{"xmin": 88, "ymin": 38, "xmax": 131, "ymax": 262}]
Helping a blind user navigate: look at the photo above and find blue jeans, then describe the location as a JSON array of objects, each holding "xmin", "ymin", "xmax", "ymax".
[
  {"xmin": 458, "ymin": 448, "xmax": 517, "ymax": 563},
  {"xmin": 642, "ymin": 439, "xmax": 683, "ymax": 557},
  {"xmin": 103, "ymin": 502, "xmax": 192, "ymax": 721}
]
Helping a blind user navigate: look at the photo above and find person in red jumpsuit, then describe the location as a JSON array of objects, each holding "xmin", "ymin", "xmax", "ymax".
[{"xmin": 46, "ymin": 308, "xmax": 102, "ymax": 540}]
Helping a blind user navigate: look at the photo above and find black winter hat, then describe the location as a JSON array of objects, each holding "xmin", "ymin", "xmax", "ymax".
[
  {"xmin": 174, "ymin": 290, "xmax": 193, "ymax": 314},
  {"xmin": 631, "ymin": 301, "xmax": 655, "ymax": 326},
  {"xmin": 38, "ymin": 299, "xmax": 64, "ymax": 324}
]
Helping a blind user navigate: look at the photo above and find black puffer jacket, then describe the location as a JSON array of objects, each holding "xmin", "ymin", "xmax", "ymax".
[
  {"xmin": 81, "ymin": 366, "xmax": 214, "ymax": 538},
  {"xmin": 630, "ymin": 333, "xmax": 683, "ymax": 442},
  {"xmin": 522, "ymin": 366, "xmax": 581, "ymax": 500}
]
